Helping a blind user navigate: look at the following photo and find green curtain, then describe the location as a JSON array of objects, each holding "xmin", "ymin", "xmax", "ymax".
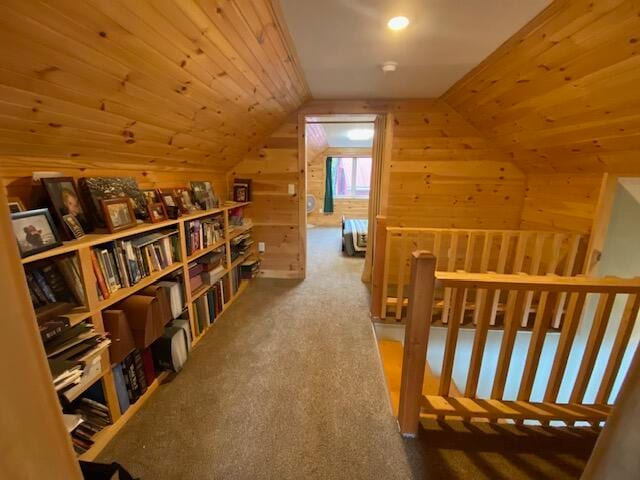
[{"xmin": 323, "ymin": 156, "xmax": 335, "ymax": 213}]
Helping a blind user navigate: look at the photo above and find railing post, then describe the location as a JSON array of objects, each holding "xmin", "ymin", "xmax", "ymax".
[
  {"xmin": 398, "ymin": 251, "xmax": 437, "ymax": 437},
  {"xmin": 370, "ymin": 215, "xmax": 387, "ymax": 319}
]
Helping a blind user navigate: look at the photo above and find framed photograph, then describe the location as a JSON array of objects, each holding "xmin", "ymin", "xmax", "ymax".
[
  {"xmin": 79, "ymin": 176, "xmax": 148, "ymax": 227},
  {"xmin": 147, "ymin": 202, "xmax": 168, "ymax": 223},
  {"xmin": 190, "ymin": 181, "xmax": 218, "ymax": 210},
  {"xmin": 101, "ymin": 198, "xmax": 137, "ymax": 233},
  {"xmin": 63, "ymin": 214, "xmax": 85, "ymax": 239},
  {"xmin": 41, "ymin": 177, "xmax": 93, "ymax": 239},
  {"xmin": 176, "ymin": 188, "xmax": 196, "ymax": 213},
  {"xmin": 158, "ymin": 189, "xmax": 177, "ymax": 208},
  {"xmin": 141, "ymin": 189, "xmax": 160, "ymax": 206},
  {"xmin": 11, "ymin": 209, "xmax": 62, "ymax": 258},
  {"xmin": 233, "ymin": 185, "xmax": 249, "ymax": 203},
  {"xmin": 8, "ymin": 196, "xmax": 25, "ymax": 214}
]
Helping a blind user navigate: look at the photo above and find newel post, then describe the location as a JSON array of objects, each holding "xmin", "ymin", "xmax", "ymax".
[
  {"xmin": 398, "ymin": 251, "xmax": 437, "ymax": 437},
  {"xmin": 370, "ymin": 215, "xmax": 387, "ymax": 319}
]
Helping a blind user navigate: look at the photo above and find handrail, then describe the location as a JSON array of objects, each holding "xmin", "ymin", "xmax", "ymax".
[{"xmin": 397, "ymin": 251, "xmax": 640, "ymax": 436}]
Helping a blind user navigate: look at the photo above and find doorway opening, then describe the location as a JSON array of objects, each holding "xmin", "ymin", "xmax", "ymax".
[{"xmin": 303, "ymin": 114, "xmax": 377, "ymax": 273}]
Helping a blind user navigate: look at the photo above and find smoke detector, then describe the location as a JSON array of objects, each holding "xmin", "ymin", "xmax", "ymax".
[{"xmin": 381, "ymin": 61, "xmax": 398, "ymax": 73}]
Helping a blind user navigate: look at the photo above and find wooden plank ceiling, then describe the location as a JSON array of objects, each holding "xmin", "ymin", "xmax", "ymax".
[
  {"xmin": 444, "ymin": 0, "xmax": 640, "ymax": 174},
  {"xmin": 0, "ymin": 0, "xmax": 310, "ymax": 172}
]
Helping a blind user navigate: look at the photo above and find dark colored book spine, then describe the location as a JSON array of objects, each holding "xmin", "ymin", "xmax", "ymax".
[
  {"xmin": 32, "ymin": 269, "xmax": 57, "ymax": 303},
  {"xmin": 132, "ymin": 349, "xmax": 148, "ymax": 396},
  {"xmin": 123, "ymin": 354, "xmax": 140, "ymax": 403}
]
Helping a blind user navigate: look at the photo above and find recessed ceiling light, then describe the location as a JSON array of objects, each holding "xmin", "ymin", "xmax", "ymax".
[
  {"xmin": 388, "ymin": 16, "xmax": 409, "ymax": 31},
  {"xmin": 347, "ymin": 128, "xmax": 374, "ymax": 141}
]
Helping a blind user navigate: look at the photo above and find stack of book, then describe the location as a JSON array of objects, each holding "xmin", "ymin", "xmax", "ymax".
[
  {"xmin": 185, "ymin": 216, "xmax": 224, "ymax": 256},
  {"xmin": 44, "ymin": 322, "xmax": 111, "ymax": 401},
  {"xmin": 25, "ymin": 257, "xmax": 85, "ymax": 321},
  {"xmin": 230, "ymin": 232, "xmax": 253, "ymax": 261},
  {"xmin": 192, "ymin": 280, "xmax": 226, "ymax": 336},
  {"xmin": 69, "ymin": 397, "xmax": 112, "ymax": 455},
  {"xmin": 90, "ymin": 230, "xmax": 180, "ymax": 300},
  {"xmin": 240, "ymin": 258, "xmax": 261, "ymax": 280},
  {"xmin": 198, "ymin": 251, "xmax": 226, "ymax": 285}
]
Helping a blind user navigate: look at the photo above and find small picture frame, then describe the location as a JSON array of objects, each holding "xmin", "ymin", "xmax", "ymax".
[
  {"xmin": 141, "ymin": 189, "xmax": 160, "ymax": 206},
  {"xmin": 63, "ymin": 214, "xmax": 85, "ymax": 239},
  {"xmin": 11, "ymin": 208, "xmax": 62, "ymax": 258},
  {"xmin": 176, "ymin": 188, "xmax": 196, "ymax": 213},
  {"xmin": 159, "ymin": 189, "xmax": 178, "ymax": 209},
  {"xmin": 41, "ymin": 177, "xmax": 93, "ymax": 238},
  {"xmin": 8, "ymin": 197, "xmax": 26, "ymax": 214},
  {"xmin": 233, "ymin": 185, "xmax": 249, "ymax": 203},
  {"xmin": 101, "ymin": 198, "xmax": 137, "ymax": 233},
  {"xmin": 147, "ymin": 202, "xmax": 168, "ymax": 223}
]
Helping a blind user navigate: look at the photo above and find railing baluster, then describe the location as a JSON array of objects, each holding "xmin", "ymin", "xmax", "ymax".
[
  {"xmin": 380, "ymin": 230, "xmax": 392, "ymax": 319},
  {"xmin": 544, "ymin": 291, "xmax": 588, "ymax": 403},
  {"xmin": 395, "ymin": 237, "xmax": 410, "ymax": 321},
  {"xmin": 570, "ymin": 293, "xmax": 617, "ymax": 403},
  {"xmin": 439, "ymin": 288, "xmax": 466, "ymax": 396},
  {"xmin": 465, "ymin": 289, "xmax": 497, "ymax": 398},
  {"xmin": 518, "ymin": 290, "xmax": 559, "ymax": 402},
  {"xmin": 595, "ymin": 293, "xmax": 640, "ymax": 404},
  {"xmin": 370, "ymin": 215, "xmax": 387, "ymax": 319},
  {"xmin": 492, "ymin": 290, "xmax": 527, "ymax": 399},
  {"xmin": 441, "ymin": 233, "xmax": 458, "ymax": 324}
]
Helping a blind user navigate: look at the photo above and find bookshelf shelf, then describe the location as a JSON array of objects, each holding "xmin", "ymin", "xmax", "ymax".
[
  {"xmin": 185, "ymin": 237, "xmax": 227, "ymax": 264},
  {"xmin": 230, "ymin": 252, "xmax": 254, "ymax": 270},
  {"xmin": 96, "ymin": 262, "xmax": 184, "ymax": 311}
]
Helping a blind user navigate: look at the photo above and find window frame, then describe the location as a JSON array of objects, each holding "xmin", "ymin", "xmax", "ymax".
[{"xmin": 333, "ymin": 156, "xmax": 371, "ymax": 200}]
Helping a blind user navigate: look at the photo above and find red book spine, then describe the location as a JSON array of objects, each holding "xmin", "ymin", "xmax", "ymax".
[{"xmin": 90, "ymin": 249, "xmax": 110, "ymax": 299}]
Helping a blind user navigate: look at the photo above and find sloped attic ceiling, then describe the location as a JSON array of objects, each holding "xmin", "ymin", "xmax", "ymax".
[
  {"xmin": 0, "ymin": 0, "xmax": 310, "ymax": 172},
  {"xmin": 444, "ymin": 0, "xmax": 640, "ymax": 174}
]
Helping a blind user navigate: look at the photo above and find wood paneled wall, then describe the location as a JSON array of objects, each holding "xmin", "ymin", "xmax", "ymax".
[
  {"xmin": 231, "ymin": 115, "xmax": 302, "ymax": 278},
  {"xmin": 0, "ymin": 0, "xmax": 309, "ymax": 172},
  {"xmin": 520, "ymin": 173, "xmax": 602, "ymax": 234},
  {"xmin": 387, "ymin": 101, "xmax": 526, "ymax": 229},
  {"xmin": 444, "ymin": 0, "xmax": 640, "ymax": 174},
  {"xmin": 307, "ymin": 147, "xmax": 371, "ymax": 226}
]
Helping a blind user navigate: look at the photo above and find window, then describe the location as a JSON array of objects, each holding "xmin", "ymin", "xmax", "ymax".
[{"xmin": 333, "ymin": 157, "xmax": 372, "ymax": 198}]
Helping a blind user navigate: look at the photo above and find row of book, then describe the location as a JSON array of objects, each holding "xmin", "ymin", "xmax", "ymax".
[
  {"xmin": 26, "ymin": 256, "xmax": 86, "ymax": 322},
  {"xmin": 185, "ymin": 216, "xmax": 224, "ymax": 257},
  {"xmin": 187, "ymin": 247, "xmax": 226, "ymax": 293},
  {"xmin": 112, "ymin": 349, "xmax": 152, "ymax": 411},
  {"xmin": 192, "ymin": 279, "xmax": 229, "ymax": 337},
  {"xmin": 91, "ymin": 230, "xmax": 180, "ymax": 300},
  {"xmin": 230, "ymin": 231, "xmax": 253, "ymax": 261}
]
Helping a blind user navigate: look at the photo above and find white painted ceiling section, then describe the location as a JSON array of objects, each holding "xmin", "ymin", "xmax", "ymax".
[
  {"xmin": 619, "ymin": 178, "xmax": 640, "ymax": 205},
  {"xmin": 280, "ymin": 0, "xmax": 550, "ymax": 98},
  {"xmin": 317, "ymin": 122, "xmax": 375, "ymax": 148}
]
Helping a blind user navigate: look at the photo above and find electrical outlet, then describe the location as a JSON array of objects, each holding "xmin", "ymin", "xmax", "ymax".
[
  {"xmin": 258, "ymin": 242, "xmax": 266, "ymax": 253},
  {"xmin": 288, "ymin": 183, "xmax": 295, "ymax": 195}
]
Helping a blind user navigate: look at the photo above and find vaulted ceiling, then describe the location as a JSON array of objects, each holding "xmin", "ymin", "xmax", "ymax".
[
  {"xmin": 444, "ymin": 0, "xmax": 640, "ymax": 174},
  {"xmin": 0, "ymin": 0, "xmax": 310, "ymax": 172}
]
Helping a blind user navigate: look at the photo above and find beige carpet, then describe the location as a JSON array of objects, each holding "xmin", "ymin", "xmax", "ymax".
[{"xmin": 97, "ymin": 227, "xmax": 423, "ymax": 479}]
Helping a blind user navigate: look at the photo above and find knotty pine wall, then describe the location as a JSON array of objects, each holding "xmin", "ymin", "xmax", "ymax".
[
  {"xmin": 0, "ymin": 0, "xmax": 309, "ymax": 173},
  {"xmin": 307, "ymin": 147, "xmax": 371, "ymax": 226},
  {"xmin": 520, "ymin": 173, "xmax": 602, "ymax": 235},
  {"xmin": 230, "ymin": 115, "xmax": 302, "ymax": 278},
  {"xmin": 444, "ymin": 0, "xmax": 640, "ymax": 176},
  {"xmin": 387, "ymin": 101, "xmax": 526, "ymax": 229}
]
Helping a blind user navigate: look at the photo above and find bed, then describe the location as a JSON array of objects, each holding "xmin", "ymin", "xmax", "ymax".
[{"xmin": 342, "ymin": 216, "xmax": 368, "ymax": 257}]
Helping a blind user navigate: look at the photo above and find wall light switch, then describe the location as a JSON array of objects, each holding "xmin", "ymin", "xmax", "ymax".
[
  {"xmin": 288, "ymin": 183, "xmax": 296, "ymax": 195},
  {"xmin": 258, "ymin": 242, "xmax": 266, "ymax": 253}
]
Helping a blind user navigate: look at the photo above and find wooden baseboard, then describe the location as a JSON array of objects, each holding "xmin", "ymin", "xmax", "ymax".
[{"xmin": 258, "ymin": 269, "xmax": 302, "ymax": 279}]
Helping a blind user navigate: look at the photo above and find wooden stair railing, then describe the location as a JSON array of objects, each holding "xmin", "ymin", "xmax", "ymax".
[
  {"xmin": 370, "ymin": 218, "xmax": 587, "ymax": 328},
  {"xmin": 397, "ymin": 251, "xmax": 640, "ymax": 437}
]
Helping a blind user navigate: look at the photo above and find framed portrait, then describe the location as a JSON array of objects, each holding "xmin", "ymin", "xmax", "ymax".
[
  {"xmin": 233, "ymin": 185, "xmax": 249, "ymax": 203},
  {"xmin": 11, "ymin": 208, "xmax": 62, "ymax": 258},
  {"xmin": 8, "ymin": 197, "xmax": 26, "ymax": 214},
  {"xmin": 147, "ymin": 202, "xmax": 168, "ymax": 223},
  {"xmin": 141, "ymin": 189, "xmax": 160, "ymax": 206},
  {"xmin": 41, "ymin": 177, "xmax": 93, "ymax": 239},
  {"xmin": 63, "ymin": 214, "xmax": 85, "ymax": 239},
  {"xmin": 176, "ymin": 188, "xmax": 196, "ymax": 213},
  {"xmin": 190, "ymin": 180, "xmax": 218, "ymax": 210},
  {"xmin": 101, "ymin": 198, "xmax": 137, "ymax": 233}
]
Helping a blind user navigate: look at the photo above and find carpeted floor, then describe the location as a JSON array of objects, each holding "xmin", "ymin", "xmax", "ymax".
[{"xmin": 98, "ymin": 227, "xmax": 423, "ymax": 479}]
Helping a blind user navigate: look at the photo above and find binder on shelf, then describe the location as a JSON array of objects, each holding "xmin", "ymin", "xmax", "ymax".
[{"xmin": 102, "ymin": 310, "xmax": 136, "ymax": 365}]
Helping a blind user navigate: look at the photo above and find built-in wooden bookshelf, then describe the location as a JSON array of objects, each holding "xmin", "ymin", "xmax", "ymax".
[{"xmin": 19, "ymin": 201, "xmax": 253, "ymax": 462}]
